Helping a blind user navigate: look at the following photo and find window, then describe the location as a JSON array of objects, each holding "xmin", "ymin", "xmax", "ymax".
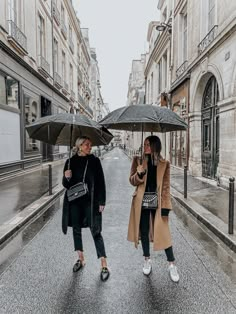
[
  {"xmin": 208, "ymin": 0, "xmax": 216, "ymax": 31},
  {"xmin": 0, "ymin": 73, "xmax": 19, "ymax": 109},
  {"xmin": 24, "ymin": 93, "xmax": 40, "ymax": 154},
  {"xmin": 62, "ymin": 51, "xmax": 66, "ymax": 81},
  {"xmin": 150, "ymin": 73, "xmax": 153, "ymax": 104},
  {"xmin": 163, "ymin": 54, "xmax": 167, "ymax": 89},
  {"xmin": 61, "ymin": 4, "xmax": 65, "ymax": 24},
  {"xmin": 183, "ymin": 13, "xmax": 187, "ymax": 62},
  {"xmin": 53, "ymin": 38, "xmax": 58, "ymax": 72},
  {"xmin": 69, "ymin": 63, "xmax": 73, "ymax": 91},
  {"xmin": 158, "ymin": 59, "xmax": 162, "ymax": 94},
  {"xmin": 8, "ymin": 0, "xmax": 17, "ymax": 23},
  {"xmin": 38, "ymin": 15, "xmax": 45, "ymax": 57}
]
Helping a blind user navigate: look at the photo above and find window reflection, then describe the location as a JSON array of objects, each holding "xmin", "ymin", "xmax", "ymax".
[
  {"xmin": 24, "ymin": 93, "xmax": 40, "ymax": 154},
  {"xmin": 0, "ymin": 73, "xmax": 19, "ymax": 109}
]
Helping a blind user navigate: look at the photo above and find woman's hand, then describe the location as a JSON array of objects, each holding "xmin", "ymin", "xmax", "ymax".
[
  {"xmin": 64, "ymin": 170, "xmax": 72, "ymax": 179},
  {"xmin": 99, "ymin": 205, "xmax": 105, "ymax": 212},
  {"xmin": 137, "ymin": 165, "xmax": 145, "ymax": 175}
]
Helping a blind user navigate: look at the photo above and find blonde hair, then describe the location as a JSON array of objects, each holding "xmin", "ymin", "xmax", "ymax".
[{"xmin": 74, "ymin": 136, "xmax": 91, "ymax": 154}]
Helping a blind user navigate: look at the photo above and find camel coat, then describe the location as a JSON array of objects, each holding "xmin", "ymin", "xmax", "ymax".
[{"xmin": 127, "ymin": 156, "xmax": 172, "ymax": 251}]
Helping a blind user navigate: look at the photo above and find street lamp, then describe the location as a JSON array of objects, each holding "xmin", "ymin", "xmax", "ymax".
[{"xmin": 156, "ymin": 22, "xmax": 172, "ymax": 34}]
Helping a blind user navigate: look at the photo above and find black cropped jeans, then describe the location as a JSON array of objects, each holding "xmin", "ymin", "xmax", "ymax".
[{"xmin": 139, "ymin": 208, "xmax": 175, "ymax": 262}]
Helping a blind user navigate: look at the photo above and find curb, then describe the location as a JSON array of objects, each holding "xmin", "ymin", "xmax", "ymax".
[
  {"xmin": 0, "ymin": 186, "xmax": 65, "ymax": 248},
  {"xmin": 171, "ymin": 187, "xmax": 236, "ymax": 253}
]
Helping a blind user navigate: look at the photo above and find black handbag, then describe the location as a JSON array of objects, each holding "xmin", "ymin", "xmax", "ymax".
[
  {"xmin": 67, "ymin": 160, "xmax": 89, "ymax": 202},
  {"xmin": 142, "ymin": 192, "xmax": 158, "ymax": 210}
]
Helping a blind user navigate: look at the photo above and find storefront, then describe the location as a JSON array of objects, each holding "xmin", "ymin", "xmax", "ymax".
[
  {"xmin": 170, "ymin": 79, "xmax": 189, "ymax": 168},
  {"xmin": 0, "ymin": 47, "xmax": 69, "ymax": 176}
]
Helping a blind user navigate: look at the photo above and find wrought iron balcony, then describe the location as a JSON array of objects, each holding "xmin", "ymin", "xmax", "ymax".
[
  {"xmin": 198, "ymin": 25, "xmax": 218, "ymax": 55},
  {"xmin": 38, "ymin": 55, "xmax": 50, "ymax": 77},
  {"xmin": 54, "ymin": 72, "xmax": 62, "ymax": 88},
  {"xmin": 69, "ymin": 37, "xmax": 74, "ymax": 54},
  {"xmin": 85, "ymin": 86, "xmax": 91, "ymax": 98},
  {"xmin": 176, "ymin": 61, "xmax": 188, "ymax": 78},
  {"xmin": 61, "ymin": 20, "xmax": 67, "ymax": 39},
  {"xmin": 7, "ymin": 20, "xmax": 27, "ymax": 54},
  {"xmin": 52, "ymin": 1, "xmax": 60, "ymax": 25}
]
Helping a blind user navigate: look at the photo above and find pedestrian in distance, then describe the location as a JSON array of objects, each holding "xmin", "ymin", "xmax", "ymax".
[
  {"xmin": 127, "ymin": 135, "xmax": 179, "ymax": 282},
  {"xmin": 62, "ymin": 136, "xmax": 110, "ymax": 282}
]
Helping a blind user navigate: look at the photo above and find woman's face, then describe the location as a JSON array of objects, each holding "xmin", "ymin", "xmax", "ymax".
[
  {"xmin": 144, "ymin": 139, "xmax": 151, "ymax": 154},
  {"xmin": 80, "ymin": 139, "xmax": 92, "ymax": 155}
]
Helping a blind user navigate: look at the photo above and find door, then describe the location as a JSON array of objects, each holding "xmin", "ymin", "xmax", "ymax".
[{"xmin": 202, "ymin": 76, "xmax": 219, "ymax": 178}]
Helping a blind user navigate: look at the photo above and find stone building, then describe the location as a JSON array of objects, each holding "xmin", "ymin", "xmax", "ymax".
[
  {"xmin": 0, "ymin": 0, "xmax": 95, "ymax": 176},
  {"xmin": 171, "ymin": 0, "xmax": 236, "ymax": 188}
]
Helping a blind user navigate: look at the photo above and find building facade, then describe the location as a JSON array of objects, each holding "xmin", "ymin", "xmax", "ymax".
[
  {"xmin": 0, "ymin": 0, "xmax": 95, "ymax": 176},
  {"xmin": 171, "ymin": 0, "xmax": 236, "ymax": 188}
]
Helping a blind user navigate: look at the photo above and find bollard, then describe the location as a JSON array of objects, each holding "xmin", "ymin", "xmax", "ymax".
[
  {"xmin": 48, "ymin": 164, "xmax": 52, "ymax": 196},
  {"xmin": 184, "ymin": 165, "xmax": 187, "ymax": 199},
  {"xmin": 228, "ymin": 177, "xmax": 235, "ymax": 234}
]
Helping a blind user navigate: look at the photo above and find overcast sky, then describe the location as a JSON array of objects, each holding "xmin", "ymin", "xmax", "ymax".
[{"xmin": 73, "ymin": 0, "xmax": 159, "ymax": 111}]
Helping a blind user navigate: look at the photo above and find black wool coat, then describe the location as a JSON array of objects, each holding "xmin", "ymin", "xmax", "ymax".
[{"xmin": 62, "ymin": 154, "xmax": 106, "ymax": 235}]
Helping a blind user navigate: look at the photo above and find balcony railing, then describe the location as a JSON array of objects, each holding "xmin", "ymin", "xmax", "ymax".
[
  {"xmin": 54, "ymin": 72, "xmax": 62, "ymax": 88},
  {"xmin": 52, "ymin": 1, "xmax": 60, "ymax": 25},
  {"xmin": 69, "ymin": 37, "xmax": 74, "ymax": 54},
  {"xmin": 7, "ymin": 20, "xmax": 27, "ymax": 53},
  {"xmin": 176, "ymin": 60, "xmax": 188, "ymax": 78},
  {"xmin": 38, "ymin": 55, "xmax": 50, "ymax": 77},
  {"xmin": 198, "ymin": 25, "xmax": 218, "ymax": 55},
  {"xmin": 61, "ymin": 20, "xmax": 67, "ymax": 39}
]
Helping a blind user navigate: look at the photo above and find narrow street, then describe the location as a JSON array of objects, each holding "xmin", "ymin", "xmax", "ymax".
[{"xmin": 0, "ymin": 148, "xmax": 236, "ymax": 313}]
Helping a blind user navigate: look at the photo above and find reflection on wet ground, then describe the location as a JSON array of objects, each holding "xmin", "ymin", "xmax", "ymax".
[
  {"xmin": 171, "ymin": 169, "xmax": 236, "ymax": 229},
  {"xmin": 173, "ymin": 197, "xmax": 236, "ymax": 284},
  {"xmin": 0, "ymin": 163, "xmax": 64, "ymax": 224},
  {"xmin": 0, "ymin": 198, "xmax": 61, "ymax": 276}
]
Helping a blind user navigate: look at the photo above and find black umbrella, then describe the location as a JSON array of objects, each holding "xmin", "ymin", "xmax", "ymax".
[
  {"xmin": 99, "ymin": 104, "xmax": 188, "ymax": 158},
  {"xmin": 99, "ymin": 104, "xmax": 188, "ymax": 132},
  {"xmin": 26, "ymin": 113, "xmax": 113, "ymax": 168}
]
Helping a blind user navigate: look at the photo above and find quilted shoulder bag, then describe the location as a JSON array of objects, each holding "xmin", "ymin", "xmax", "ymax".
[
  {"xmin": 67, "ymin": 160, "xmax": 89, "ymax": 202},
  {"xmin": 142, "ymin": 191, "xmax": 158, "ymax": 210}
]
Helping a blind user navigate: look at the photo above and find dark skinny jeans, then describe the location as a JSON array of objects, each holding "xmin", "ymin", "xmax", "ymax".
[
  {"xmin": 73, "ymin": 226, "xmax": 107, "ymax": 259},
  {"xmin": 140, "ymin": 208, "xmax": 175, "ymax": 262}
]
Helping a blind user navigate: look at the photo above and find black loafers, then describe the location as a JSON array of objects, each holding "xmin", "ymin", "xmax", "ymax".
[
  {"xmin": 100, "ymin": 267, "xmax": 110, "ymax": 281},
  {"xmin": 73, "ymin": 260, "xmax": 84, "ymax": 272}
]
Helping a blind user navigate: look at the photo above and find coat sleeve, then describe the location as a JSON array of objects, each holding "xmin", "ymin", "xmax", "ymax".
[
  {"xmin": 129, "ymin": 156, "xmax": 145, "ymax": 186},
  {"xmin": 95, "ymin": 157, "xmax": 106, "ymax": 206},
  {"xmin": 62, "ymin": 159, "xmax": 71, "ymax": 189},
  {"xmin": 161, "ymin": 161, "xmax": 172, "ymax": 210}
]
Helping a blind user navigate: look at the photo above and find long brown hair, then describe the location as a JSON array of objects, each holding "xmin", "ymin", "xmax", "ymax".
[{"xmin": 144, "ymin": 135, "xmax": 162, "ymax": 165}]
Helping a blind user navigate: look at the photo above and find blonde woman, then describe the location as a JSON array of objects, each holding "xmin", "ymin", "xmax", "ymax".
[
  {"xmin": 62, "ymin": 136, "xmax": 109, "ymax": 281},
  {"xmin": 128, "ymin": 135, "xmax": 179, "ymax": 282}
]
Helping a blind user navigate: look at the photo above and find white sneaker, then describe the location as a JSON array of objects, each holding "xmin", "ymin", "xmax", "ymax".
[
  {"xmin": 168, "ymin": 264, "xmax": 180, "ymax": 282},
  {"xmin": 143, "ymin": 259, "xmax": 152, "ymax": 276}
]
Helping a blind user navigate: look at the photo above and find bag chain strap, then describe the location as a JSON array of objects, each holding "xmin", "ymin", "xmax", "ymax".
[{"xmin": 82, "ymin": 160, "xmax": 88, "ymax": 182}]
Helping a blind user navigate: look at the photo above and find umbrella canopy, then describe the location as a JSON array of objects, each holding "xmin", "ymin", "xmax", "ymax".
[
  {"xmin": 26, "ymin": 113, "xmax": 113, "ymax": 147},
  {"xmin": 99, "ymin": 104, "xmax": 188, "ymax": 132}
]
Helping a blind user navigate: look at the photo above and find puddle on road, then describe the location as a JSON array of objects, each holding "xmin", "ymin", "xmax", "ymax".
[
  {"xmin": 173, "ymin": 198, "xmax": 236, "ymax": 284},
  {"xmin": 0, "ymin": 198, "xmax": 62, "ymax": 276}
]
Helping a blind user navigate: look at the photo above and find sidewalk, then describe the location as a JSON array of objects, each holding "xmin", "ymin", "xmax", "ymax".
[
  {"xmin": 0, "ymin": 159, "xmax": 66, "ymax": 247},
  {"xmin": 170, "ymin": 166, "xmax": 236, "ymax": 252}
]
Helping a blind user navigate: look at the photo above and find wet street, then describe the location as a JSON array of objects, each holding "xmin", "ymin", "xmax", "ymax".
[{"xmin": 0, "ymin": 148, "xmax": 236, "ymax": 313}]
